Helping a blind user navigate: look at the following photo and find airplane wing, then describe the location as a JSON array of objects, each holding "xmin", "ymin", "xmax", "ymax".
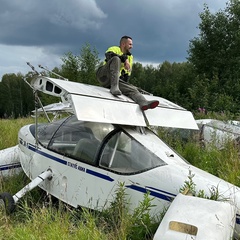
[
  {"xmin": 33, "ymin": 102, "xmax": 73, "ymax": 114},
  {"xmin": 31, "ymin": 76, "xmax": 198, "ymax": 129}
]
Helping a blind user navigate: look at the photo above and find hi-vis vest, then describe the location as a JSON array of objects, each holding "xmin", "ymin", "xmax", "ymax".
[{"xmin": 105, "ymin": 46, "xmax": 133, "ymax": 76}]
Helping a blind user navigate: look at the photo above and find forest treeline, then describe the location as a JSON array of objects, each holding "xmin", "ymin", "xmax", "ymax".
[{"xmin": 1, "ymin": 0, "xmax": 240, "ymax": 118}]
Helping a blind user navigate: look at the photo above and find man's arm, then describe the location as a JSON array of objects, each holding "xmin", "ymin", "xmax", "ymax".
[{"xmin": 105, "ymin": 51, "xmax": 129, "ymax": 63}]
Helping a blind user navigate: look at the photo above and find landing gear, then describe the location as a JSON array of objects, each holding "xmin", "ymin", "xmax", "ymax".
[
  {"xmin": 0, "ymin": 192, "xmax": 15, "ymax": 214},
  {"xmin": 0, "ymin": 169, "xmax": 52, "ymax": 214}
]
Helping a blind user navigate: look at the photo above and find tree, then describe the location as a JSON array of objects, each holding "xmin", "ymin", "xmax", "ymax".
[
  {"xmin": 187, "ymin": 0, "xmax": 240, "ymax": 113},
  {"xmin": 60, "ymin": 43, "xmax": 100, "ymax": 85},
  {"xmin": 79, "ymin": 43, "xmax": 100, "ymax": 85},
  {"xmin": 188, "ymin": 3, "xmax": 229, "ymax": 79},
  {"xmin": 61, "ymin": 52, "xmax": 80, "ymax": 82},
  {"xmin": 131, "ymin": 63, "xmax": 157, "ymax": 94},
  {"xmin": 0, "ymin": 73, "xmax": 34, "ymax": 118}
]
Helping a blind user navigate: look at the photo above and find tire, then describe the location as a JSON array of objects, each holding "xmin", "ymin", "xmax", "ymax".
[{"xmin": 0, "ymin": 192, "xmax": 15, "ymax": 214}]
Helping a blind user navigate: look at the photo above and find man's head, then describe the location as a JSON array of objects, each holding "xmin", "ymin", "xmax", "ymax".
[{"xmin": 120, "ymin": 36, "xmax": 133, "ymax": 53}]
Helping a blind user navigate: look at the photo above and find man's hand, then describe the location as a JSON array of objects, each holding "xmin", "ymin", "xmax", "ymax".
[{"xmin": 124, "ymin": 59, "xmax": 131, "ymax": 71}]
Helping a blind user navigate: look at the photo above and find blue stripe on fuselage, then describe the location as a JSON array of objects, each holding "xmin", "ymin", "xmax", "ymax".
[
  {"xmin": 0, "ymin": 163, "xmax": 21, "ymax": 171},
  {"xmin": 27, "ymin": 144, "xmax": 114, "ymax": 181},
  {"xmin": 126, "ymin": 184, "xmax": 174, "ymax": 202},
  {"xmin": 146, "ymin": 186, "xmax": 176, "ymax": 198},
  {"xmin": 86, "ymin": 169, "xmax": 114, "ymax": 182},
  {"xmin": 28, "ymin": 144, "xmax": 67, "ymax": 165}
]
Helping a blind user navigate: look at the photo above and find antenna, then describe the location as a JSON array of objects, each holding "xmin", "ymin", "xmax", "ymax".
[
  {"xmin": 26, "ymin": 62, "xmax": 41, "ymax": 75},
  {"xmin": 38, "ymin": 64, "xmax": 68, "ymax": 81}
]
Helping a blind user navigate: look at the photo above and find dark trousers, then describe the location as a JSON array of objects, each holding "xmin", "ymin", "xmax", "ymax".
[{"xmin": 96, "ymin": 56, "xmax": 140, "ymax": 97}]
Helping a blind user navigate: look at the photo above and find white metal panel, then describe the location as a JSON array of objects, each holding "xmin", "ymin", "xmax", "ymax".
[
  {"xmin": 153, "ymin": 193, "xmax": 236, "ymax": 240},
  {"xmin": 143, "ymin": 95, "xmax": 198, "ymax": 130},
  {"xmin": 70, "ymin": 94, "xmax": 146, "ymax": 126},
  {"xmin": 32, "ymin": 76, "xmax": 115, "ymax": 98},
  {"xmin": 35, "ymin": 102, "xmax": 73, "ymax": 113},
  {"xmin": 145, "ymin": 108, "xmax": 198, "ymax": 129},
  {"xmin": 0, "ymin": 145, "xmax": 21, "ymax": 177}
]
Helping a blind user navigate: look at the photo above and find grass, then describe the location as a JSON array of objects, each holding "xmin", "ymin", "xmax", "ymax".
[
  {"xmin": 0, "ymin": 203, "xmax": 108, "ymax": 240},
  {"xmin": 1, "ymin": 116, "xmax": 240, "ymax": 239},
  {"xmin": 0, "ymin": 117, "xmax": 35, "ymax": 149}
]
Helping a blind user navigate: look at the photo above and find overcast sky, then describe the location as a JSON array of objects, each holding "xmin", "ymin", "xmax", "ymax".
[{"xmin": 0, "ymin": 0, "xmax": 227, "ymax": 79}]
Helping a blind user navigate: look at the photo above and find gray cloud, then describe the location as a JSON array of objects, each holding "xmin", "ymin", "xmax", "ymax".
[
  {"xmin": 0, "ymin": 0, "xmax": 106, "ymax": 46},
  {"xmin": 0, "ymin": 0, "xmax": 227, "ymax": 78}
]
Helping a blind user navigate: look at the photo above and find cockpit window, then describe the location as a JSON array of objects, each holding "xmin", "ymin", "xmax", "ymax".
[
  {"xmin": 40, "ymin": 115, "xmax": 114, "ymax": 164},
  {"xmin": 37, "ymin": 118, "xmax": 67, "ymax": 147},
  {"xmin": 99, "ymin": 130, "xmax": 166, "ymax": 173},
  {"xmin": 37, "ymin": 115, "xmax": 166, "ymax": 173}
]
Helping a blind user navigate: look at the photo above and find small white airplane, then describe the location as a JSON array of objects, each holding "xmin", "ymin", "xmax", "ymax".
[
  {"xmin": 0, "ymin": 64, "xmax": 239, "ymax": 239},
  {"xmin": 196, "ymin": 119, "xmax": 240, "ymax": 149},
  {"xmin": 166, "ymin": 118, "xmax": 240, "ymax": 150}
]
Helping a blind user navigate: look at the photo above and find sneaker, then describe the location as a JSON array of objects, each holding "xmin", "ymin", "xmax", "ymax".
[{"xmin": 141, "ymin": 100, "xmax": 159, "ymax": 111}]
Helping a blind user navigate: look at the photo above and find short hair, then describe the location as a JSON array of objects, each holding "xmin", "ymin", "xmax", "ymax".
[{"xmin": 120, "ymin": 36, "xmax": 132, "ymax": 45}]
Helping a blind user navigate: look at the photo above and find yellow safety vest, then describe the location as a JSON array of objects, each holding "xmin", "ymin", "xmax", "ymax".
[{"xmin": 105, "ymin": 46, "xmax": 133, "ymax": 76}]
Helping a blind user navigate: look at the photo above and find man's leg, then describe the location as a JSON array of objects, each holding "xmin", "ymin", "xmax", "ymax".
[
  {"xmin": 96, "ymin": 56, "xmax": 121, "ymax": 95},
  {"xmin": 131, "ymin": 93, "xmax": 159, "ymax": 110},
  {"xmin": 96, "ymin": 59, "xmax": 159, "ymax": 110},
  {"xmin": 96, "ymin": 65, "xmax": 110, "ymax": 88},
  {"xmin": 119, "ymin": 81, "xmax": 159, "ymax": 110},
  {"xmin": 108, "ymin": 56, "xmax": 121, "ymax": 95}
]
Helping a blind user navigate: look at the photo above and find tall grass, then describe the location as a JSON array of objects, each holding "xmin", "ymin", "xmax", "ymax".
[{"xmin": 0, "ymin": 118, "xmax": 34, "ymax": 149}]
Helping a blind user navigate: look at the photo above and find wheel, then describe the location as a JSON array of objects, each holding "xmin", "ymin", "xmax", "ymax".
[{"xmin": 0, "ymin": 192, "xmax": 15, "ymax": 214}]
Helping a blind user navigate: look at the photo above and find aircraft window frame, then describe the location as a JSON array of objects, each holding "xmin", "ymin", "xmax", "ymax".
[
  {"xmin": 47, "ymin": 116, "xmax": 96, "ymax": 157},
  {"xmin": 46, "ymin": 81, "xmax": 62, "ymax": 94},
  {"xmin": 40, "ymin": 116, "xmax": 114, "ymax": 165},
  {"xmin": 36, "ymin": 115, "xmax": 167, "ymax": 172},
  {"xmin": 147, "ymin": 127, "xmax": 191, "ymax": 164},
  {"xmin": 37, "ymin": 117, "xmax": 67, "ymax": 147},
  {"xmin": 99, "ymin": 128, "xmax": 167, "ymax": 174}
]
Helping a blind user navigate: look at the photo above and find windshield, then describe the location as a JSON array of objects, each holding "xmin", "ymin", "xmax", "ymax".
[
  {"xmin": 99, "ymin": 129, "xmax": 166, "ymax": 174},
  {"xmin": 37, "ymin": 117, "xmax": 67, "ymax": 147},
  {"xmin": 37, "ymin": 116, "xmax": 167, "ymax": 174},
  {"xmin": 38, "ymin": 116, "xmax": 114, "ymax": 164}
]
